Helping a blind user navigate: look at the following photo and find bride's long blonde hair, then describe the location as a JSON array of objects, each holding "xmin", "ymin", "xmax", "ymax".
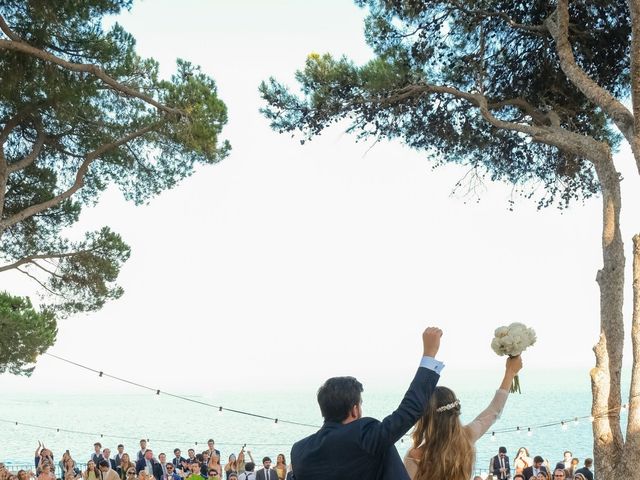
[{"xmin": 411, "ymin": 386, "xmax": 474, "ymax": 480}]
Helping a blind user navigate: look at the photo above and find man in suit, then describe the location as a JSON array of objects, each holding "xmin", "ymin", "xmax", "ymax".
[
  {"xmin": 574, "ymin": 458, "xmax": 593, "ymax": 480},
  {"xmin": 522, "ymin": 456, "xmax": 548, "ymax": 480},
  {"xmin": 102, "ymin": 449, "xmax": 117, "ymax": 470},
  {"xmin": 115, "ymin": 445, "xmax": 125, "ymax": 468},
  {"xmin": 172, "ymin": 449, "xmax": 187, "ymax": 474},
  {"xmin": 136, "ymin": 449, "xmax": 159, "ymax": 477},
  {"xmin": 290, "ymin": 326, "xmax": 443, "ymax": 480},
  {"xmin": 491, "ymin": 447, "xmax": 511, "ymax": 480},
  {"xmin": 255, "ymin": 457, "xmax": 277, "ymax": 480},
  {"xmin": 91, "ymin": 443, "xmax": 103, "ymax": 464}
]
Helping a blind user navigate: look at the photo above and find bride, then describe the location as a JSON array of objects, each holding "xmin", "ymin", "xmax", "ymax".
[{"xmin": 404, "ymin": 355, "xmax": 523, "ymax": 480}]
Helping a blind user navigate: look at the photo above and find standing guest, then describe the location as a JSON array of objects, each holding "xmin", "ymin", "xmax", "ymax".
[
  {"xmin": 136, "ymin": 450, "xmax": 158, "ymax": 477},
  {"xmin": 536, "ymin": 472, "xmax": 550, "ymax": 480},
  {"xmin": 523, "ymin": 456, "xmax": 549, "ymax": 480},
  {"xmin": 273, "ymin": 455, "xmax": 286, "ymax": 480},
  {"xmin": 198, "ymin": 455, "xmax": 208, "ymax": 479},
  {"xmin": 406, "ymin": 356, "xmax": 522, "ymax": 480},
  {"xmin": 236, "ymin": 450, "xmax": 253, "ymax": 475},
  {"xmin": 91, "ymin": 445, "xmax": 103, "ymax": 465},
  {"xmin": 172, "ymin": 450, "xmax": 186, "ymax": 474},
  {"xmin": 118, "ymin": 456, "xmax": 136, "ymax": 480},
  {"xmin": 185, "ymin": 451, "xmax": 196, "ymax": 466},
  {"xmin": 138, "ymin": 441, "xmax": 149, "ymax": 463},
  {"xmin": 514, "ymin": 448, "xmax": 532, "ymax": 476},
  {"xmin": 560, "ymin": 453, "xmax": 573, "ymax": 471},
  {"xmin": 186, "ymin": 463, "xmax": 204, "ymax": 480},
  {"xmin": 103, "ymin": 450, "xmax": 117, "ymax": 470},
  {"xmin": 567, "ymin": 458, "xmax": 579, "ymax": 479},
  {"xmin": 224, "ymin": 455, "xmax": 238, "ymax": 480},
  {"xmin": 115, "ymin": 446, "xmax": 125, "ymax": 468},
  {"xmin": 513, "ymin": 476, "xmax": 525, "ymax": 480},
  {"xmin": 206, "ymin": 442, "xmax": 220, "ymax": 463},
  {"xmin": 61, "ymin": 454, "xmax": 81, "ymax": 479},
  {"xmin": 293, "ymin": 326, "xmax": 443, "ymax": 480},
  {"xmin": 17, "ymin": 471, "xmax": 35, "ymax": 480},
  {"xmin": 255, "ymin": 458, "xmax": 276, "ymax": 480},
  {"xmin": 157, "ymin": 454, "xmax": 170, "ymax": 479},
  {"xmin": 83, "ymin": 461, "xmax": 99, "ymax": 480},
  {"xmin": 491, "ymin": 447, "xmax": 511, "ymax": 480},
  {"xmin": 236, "ymin": 464, "xmax": 255, "ymax": 480},
  {"xmin": 207, "ymin": 457, "xmax": 222, "ymax": 479},
  {"xmin": 553, "ymin": 469, "xmax": 566, "ymax": 480},
  {"xmin": 574, "ymin": 459, "xmax": 593, "ymax": 480},
  {"xmin": 139, "ymin": 472, "xmax": 153, "ymax": 480},
  {"xmin": 99, "ymin": 462, "xmax": 120, "ymax": 480},
  {"xmin": 35, "ymin": 442, "xmax": 54, "ymax": 471}
]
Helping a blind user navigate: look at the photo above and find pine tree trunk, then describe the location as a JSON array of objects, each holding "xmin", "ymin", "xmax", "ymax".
[{"xmin": 591, "ymin": 157, "xmax": 625, "ymax": 480}]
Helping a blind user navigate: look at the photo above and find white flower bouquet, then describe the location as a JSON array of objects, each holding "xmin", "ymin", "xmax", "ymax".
[{"xmin": 491, "ymin": 322, "xmax": 536, "ymax": 393}]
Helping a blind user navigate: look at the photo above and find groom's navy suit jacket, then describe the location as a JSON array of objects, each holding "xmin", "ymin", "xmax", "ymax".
[{"xmin": 290, "ymin": 367, "xmax": 440, "ymax": 480}]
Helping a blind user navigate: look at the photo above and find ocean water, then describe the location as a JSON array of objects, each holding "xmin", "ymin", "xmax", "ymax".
[{"xmin": 0, "ymin": 370, "xmax": 630, "ymax": 476}]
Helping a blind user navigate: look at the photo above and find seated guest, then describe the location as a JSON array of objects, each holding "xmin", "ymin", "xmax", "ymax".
[
  {"xmin": 162, "ymin": 464, "xmax": 181, "ymax": 480},
  {"xmin": 83, "ymin": 461, "xmax": 99, "ymax": 480},
  {"xmin": 117, "ymin": 454, "xmax": 135, "ymax": 480},
  {"xmin": 99, "ymin": 462, "xmax": 120, "ymax": 480}
]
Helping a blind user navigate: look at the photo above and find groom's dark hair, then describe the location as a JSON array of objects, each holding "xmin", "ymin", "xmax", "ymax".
[{"xmin": 317, "ymin": 376, "xmax": 363, "ymax": 422}]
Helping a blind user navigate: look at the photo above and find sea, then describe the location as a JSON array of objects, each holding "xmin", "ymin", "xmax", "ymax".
[{"xmin": 0, "ymin": 369, "xmax": 630, "ymax": 476}]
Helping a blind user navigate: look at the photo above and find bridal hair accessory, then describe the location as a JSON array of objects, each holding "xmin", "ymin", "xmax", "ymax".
[{"xmin": 436, "ymin": 399, "xmax": 460, "ymax": 413}]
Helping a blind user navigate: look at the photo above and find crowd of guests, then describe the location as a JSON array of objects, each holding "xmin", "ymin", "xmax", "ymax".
[
  {"xmin": 0, "ymin": 440, "xmax": 292, "ymax": 480},
  {"xmin": 482, "ymin": 447, "xmax": 594, "ymax": 480}
]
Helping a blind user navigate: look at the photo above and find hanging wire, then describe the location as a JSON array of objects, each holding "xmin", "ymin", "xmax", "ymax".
[
  {"xmin": 41, "ymin": 352, "xmax": 636, "ymax": 442},
  {"xmin": 44, "ymin": 352, "xmax": 319, "ymax": 429}
]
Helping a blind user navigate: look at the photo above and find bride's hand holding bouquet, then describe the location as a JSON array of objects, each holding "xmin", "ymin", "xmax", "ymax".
[{"xmin": 491, "ymin": 322, "xmax": 536, "ymax": 393}]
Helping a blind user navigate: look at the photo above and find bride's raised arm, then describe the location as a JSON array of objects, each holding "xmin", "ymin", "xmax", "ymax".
[{"xmin": 465, "ymin": 356, "xmax": 523, "ymax": 442}]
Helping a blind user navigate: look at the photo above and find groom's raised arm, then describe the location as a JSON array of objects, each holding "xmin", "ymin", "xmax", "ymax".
[{"xmin": 360, "ymin": 327, "xmax": 444, "ymax": 454}]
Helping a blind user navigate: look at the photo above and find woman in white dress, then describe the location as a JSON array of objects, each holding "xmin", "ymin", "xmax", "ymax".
[{"xmin": 404, "ymin": 356, "xmax": 523, "ymax": 480}]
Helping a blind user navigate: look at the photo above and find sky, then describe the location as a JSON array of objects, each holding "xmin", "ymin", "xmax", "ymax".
[{"xmin": 1, "ymin": 0, "xmax": 639, "ymax": 395}]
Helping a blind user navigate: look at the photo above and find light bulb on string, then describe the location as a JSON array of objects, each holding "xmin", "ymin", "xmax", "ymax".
[
  {"xmin": 516, "ymin": 426, "xmax": 521, "ymax": 435},
  {"xmin": 573, "ymin": 417, "xmax": 579, "ymax": 426},
  {"xmin": 621, "ymin": 404, "xmax": 628, "ymax": 412},
  {"xmin": 272, "ymin": 419, "xmax": 279, "ymax": 429},
  {"xmin": 218, "ymin": 407, "xmax": 223, "ymax": 416},
  {"xmin": 13, "ymin": 421, "xmax": 18, "ymax": 432},
  {"xmin": 589, "ymin": 416, "xmax": 595, "ymax": 423},
  {"xmin": 527, "ymin": 428, "xmax": 533, "ymax": 437},
  {"xmin": 490, "ymin": 432, "xmax": 496, "ymax": 442},
  {"xmin": 55, "ymin": 428, "xmax": 60, "ymax": 437},
  {"xmin": 561, "ymin": 421, "xmax": 568, "ymax": 431}
]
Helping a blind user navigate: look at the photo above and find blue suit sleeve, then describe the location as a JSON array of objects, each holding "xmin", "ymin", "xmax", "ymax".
[{"xmin": 359, "ymin": 367, "xmax": 440, "ymax": 454}]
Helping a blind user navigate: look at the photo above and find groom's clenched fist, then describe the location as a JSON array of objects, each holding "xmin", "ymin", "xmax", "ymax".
[{"xmin": 422, "ymin": 327, "xmax": 443, "ymax": 358}]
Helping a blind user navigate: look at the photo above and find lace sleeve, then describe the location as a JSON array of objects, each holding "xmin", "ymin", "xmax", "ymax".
[{"xmin": 464, "ymin": 389, "xmax": 509, "ymax": 443}]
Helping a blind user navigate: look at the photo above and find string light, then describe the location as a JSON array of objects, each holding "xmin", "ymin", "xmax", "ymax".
[
  {"xmin": 42, "ymin": 352, "xmax": 639, "ymax": 443},
  {"xmin": 0, "ymin": 418, "xmax": 296, "ymax": 447},
  {"xmin": 44, "ymin": 352, "xmax": 319, "ymax": 430}
]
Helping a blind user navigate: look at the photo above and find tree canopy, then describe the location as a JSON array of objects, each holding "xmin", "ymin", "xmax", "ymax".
[
  {"xmin": 0, "ymin": 0, "xmax": 229, "ymax": 372},
  {"xmin": 261, "ymin": 1, "xmax": 640, "ymax": 478},
  {"xmin": 260, "ymin": 0, "xmax": 631, "ymax": 208}
]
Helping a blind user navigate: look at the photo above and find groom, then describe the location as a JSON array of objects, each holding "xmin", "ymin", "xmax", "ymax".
[{"xmin": 290, "ymin": 327, "xmax": 443, "ymax": 479}]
